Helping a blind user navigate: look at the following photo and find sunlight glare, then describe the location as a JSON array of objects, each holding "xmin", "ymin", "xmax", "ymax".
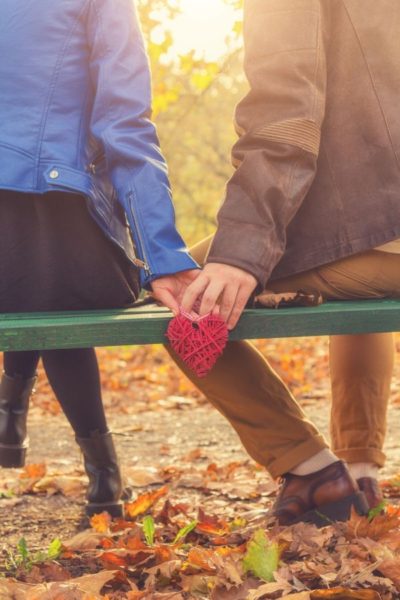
[{"xmin": 171, "ymin": 0, "xmax": 238, "ymax": 59}]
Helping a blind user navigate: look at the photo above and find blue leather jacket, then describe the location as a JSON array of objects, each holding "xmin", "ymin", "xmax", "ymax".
[{"xmin": 0, "ymin": 0, "xmax": 197, "ymax": 287}]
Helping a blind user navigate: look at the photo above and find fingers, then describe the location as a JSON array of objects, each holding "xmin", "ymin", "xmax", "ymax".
[
  {"xmin": 226, "ymin": 287, "xmax": 252, "ymax": 330},
  {"xmin": 218, "ymin": 283, "xmax": 239, "ymax": 323},
  {"xmin": 181, "ymin": 273, "xmax": 210, "ymax": 314},
  {"xmin": 151, "ymin": 287, "xmax": 180, "ymax": 315},
  {"xmin": 199, "ymin": 280, "xmax": 224, "ymax": 316}
]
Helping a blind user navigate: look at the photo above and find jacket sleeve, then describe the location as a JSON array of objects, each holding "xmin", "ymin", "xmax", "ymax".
[
  {"xmin": 85, "ymin": 0, "xmax": 197, "ymax": 287},
  {"xmin": 207, "ymin": 0, "xmax": 328, "ymax": 288}
]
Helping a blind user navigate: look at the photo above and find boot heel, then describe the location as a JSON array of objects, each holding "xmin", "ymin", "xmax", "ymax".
[
  {"xmin": 0, "ymin": 444, "xmax": 27, "ymax": 468},
  {"xmin": 85, "ymin": 501, "xmax": 124, "ymax": 519},
  {"xmin": 298, "ymin": 491, "xmax": 369, "ymax": 527}
]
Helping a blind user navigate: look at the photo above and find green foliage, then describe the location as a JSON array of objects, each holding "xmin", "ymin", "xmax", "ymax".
[
  {"xmin": 242, "ymin": 529, "xmax": 280, "ymax": 582},
  {"xmin": 136, "ymin": 0, "xmax": 246, "ymax": 244},
  {"xmin": 173, "ymin": 519, "xmax": 198, "ymax": 545},
  {"xmin": 368, "ymin": 500, "xmax": 388, "ymax": 521},
  {"xmin": 5, "ymin": 537, "xmax": 63, "ymax": 572},
  {"xmin": 143, "ymin": 515, "xmax": 156, "ymax": 546}
]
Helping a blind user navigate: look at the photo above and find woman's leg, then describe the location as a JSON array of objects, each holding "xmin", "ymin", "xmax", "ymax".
[
  {"xmin": 40, "ymin": 348, "xmax": 107, "ymax": 437},
  {"xmin": 3, "ymin": 350, "xmax": 40, "ymax": 378},
  {"xmin": 0, "ymin": 351, "xmax": 40, "ymax": 467},
  {"xmin": 41, "ymin": 348, "xmax": 122, "ymax": 516}
]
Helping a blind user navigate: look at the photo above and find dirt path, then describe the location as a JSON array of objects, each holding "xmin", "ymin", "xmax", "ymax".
[{"xmin": 1, "ymin": 338, "xmax": 399, "ymax": 558}]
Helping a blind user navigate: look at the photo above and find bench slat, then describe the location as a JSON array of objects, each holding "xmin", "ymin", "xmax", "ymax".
[{"xmin": 0, "ymin": 300, "xmax": 399, "ymax": 351}]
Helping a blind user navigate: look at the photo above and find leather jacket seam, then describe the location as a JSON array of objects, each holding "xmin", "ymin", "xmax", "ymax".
[
  {"xmin": 34, "ymin": 0, "xmax": 90, "ymax": 186},
  {"xmin": 0, "ymin": 142, "xmax": 34, "ymax": 161},
  {"xmin": 341, "ymin": 0, "xmax": 400, "ymax": 171}
]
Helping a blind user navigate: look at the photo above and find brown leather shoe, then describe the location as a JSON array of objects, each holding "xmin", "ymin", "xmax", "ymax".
[
  {"xmin": 357, "ymin": 477, "xmax": 384, "ymax": 510},
  {"xmin": 272, "ymin": 461, "xmax": 369, "ymax": 527}
]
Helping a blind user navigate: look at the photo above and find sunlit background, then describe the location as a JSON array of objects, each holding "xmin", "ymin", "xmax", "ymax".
[
  {"xmin": 171, "ymin": 0, "xmax": 238, "ymax": 58},
  {"xmin": 137, "ymin": 0, "xmax": 244, "ymax": 243}
]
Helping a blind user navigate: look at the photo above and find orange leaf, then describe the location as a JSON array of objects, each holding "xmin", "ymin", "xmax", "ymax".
[
  {"xmin": 196, "ymin": 511, "xmax": 230, "ymax": 537},
  {"xmin": 155, "ymin": 544, "xmax": 174, "ymax": 563},
  {"xmin": 100, "ymin": 538, "xmax": 115, "ymax": 549},
  {"xmin": 345, "ymin": 506, "xmax": 400, "ymax": 540},
  {"xmin": 121, "ymin": 534, "xmax": 147, "ymax": 551},
  {"xmin": 125, "ymin": 485, "xmax": 168, "ymax": 518},
  {"xmin": 185, "ymin": 547, "xmax": 216, "ymax": 573},
  {"xmin": 19, "ymin": 463, "xmax": 46, "ymax": 479},
  {"xmin": 110, "ymin": 518, "xmax": 139, "ymax": 533},
  {"xmin": 90, "ymin": 511, "xmax": 112, "ymax": 533},
  {"xmin": 310, "ymin": 588, "xmax": 381, "ymax": 599},
  {"xmin": 100, "ymin": 551, "xmax": 129, "ymax": 569}
]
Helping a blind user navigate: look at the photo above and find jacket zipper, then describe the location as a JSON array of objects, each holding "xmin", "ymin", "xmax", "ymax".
[
  {"xmin": 127, "ymin": 191, "xmax": 151, "ymax": 276},
  {"xmin": 88, "ymin": 155, "xmax": 151, "ymax": 276}
]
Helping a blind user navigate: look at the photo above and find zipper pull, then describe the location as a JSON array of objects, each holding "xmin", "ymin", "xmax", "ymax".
[{"xmin": 132, "ymin": 257, "xmax": 150, "ymax": 272}]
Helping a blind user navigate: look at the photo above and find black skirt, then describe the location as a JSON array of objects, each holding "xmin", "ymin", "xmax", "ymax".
[{"xmin": 0, "ymin": 190, "xmax": 140, "ymax": 313}]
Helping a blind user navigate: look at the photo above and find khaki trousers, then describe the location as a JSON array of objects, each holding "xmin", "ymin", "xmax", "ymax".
[{"xmin": 166, "ymin": 236, "xmax": 400, "ymax": 478}]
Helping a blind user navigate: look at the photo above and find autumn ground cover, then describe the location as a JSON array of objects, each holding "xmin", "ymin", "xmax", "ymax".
[{"xmin": 0, "ymin": 337, "xmax": 400, "ymax": 599}]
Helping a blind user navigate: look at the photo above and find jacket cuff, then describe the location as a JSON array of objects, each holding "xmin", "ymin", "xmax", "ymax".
[
  {"xmin": 207, "ymin": 224, "xmax": 282, "ymax": 289},
  {"xmin": 142, "ymin": 253, "xmax": 199, "ymax": 290}
]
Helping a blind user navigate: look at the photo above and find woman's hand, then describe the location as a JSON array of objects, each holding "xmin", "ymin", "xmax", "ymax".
[
  {"xmin": 181, "ymin": 263, "xmax": 258, "ymax": 330},
  {"xmin": 151, "ymin": 269, "xmax": 200, "ymax": 314}
]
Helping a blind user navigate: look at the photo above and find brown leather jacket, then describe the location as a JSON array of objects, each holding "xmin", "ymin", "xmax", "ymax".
[{"xmin": 207, "ymin": 0, "xmax": 400, "ymax": 287}]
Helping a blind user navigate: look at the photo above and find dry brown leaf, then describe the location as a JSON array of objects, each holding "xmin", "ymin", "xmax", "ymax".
[
  {"xmin": 151, "ymin": 594, "xmax": 185, "ymax": 600},
  {"xmin": 255, "ymin": 290, "xmax": 323, "ymax": 309},
  {"xmin": 63, "ymin": 530, "xmax": 106, "ymax": 551},
  {"xmin": 377, "ymin": 558, "xmax": 400, "ymax": 590},
  {"xmin": 345, "ymin": 506, "xmax": 400, "ymax": 540},
  {"xmin": 280, "ymin": 593, "xmax": 311, "ymax": 600},
  {"xmin": 124, "ymin": 467, "xmax": 165, "ymax": 487},
  {"xmin": 70, "ymin": 570, "xmax": 117, "ymax": 595},
  {"xmin": 246, "ymin": 581, "xmax": 293, "ymax": 600},
  {"xmin": 33, "ymin": 475, "xmax": 85, "ymax": 496}
]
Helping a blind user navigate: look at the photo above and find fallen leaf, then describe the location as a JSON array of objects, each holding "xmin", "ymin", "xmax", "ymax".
[
  {"xmin": 70, "ymin": 570, "xmax": 118, "ymax": 595},
  {"xmin": 125, "ymin": 486, "xmax": 168, "ymax": 518},
  {"xmin": 255, "ymin": 290, "xmax": 323, "ymax": 309},
  {"xmin": 64, "ymin": 530, "xmax": 106, "ymax": 551},
  {"xmin": 310, "ymin": 589, "xmax": 381, "ymax": 599},
  {"xmin": 90, "ymin": 512, "xmax": 111, "ymax": 533},
  {"xmin": 19, "ymin": 463, "xmax": 47, "ymax": 480},
  {"xmin": 33, "ymin": 475, "xmax": 85, "ymax": 496},
  {"xmin": 243, "ymin": 529, "xmax": 280, "ymax": 582},
  {"xmin": 345, "ymin": 506, "xmax": 400, "ymax": 540},
  {"xmin": 377, "ymin": 558, "xmax": 400, "ymax": 590}
]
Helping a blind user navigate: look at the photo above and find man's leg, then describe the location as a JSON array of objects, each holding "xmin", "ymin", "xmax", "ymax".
[
  {"xmin": 329, "ymin": 333, "xmax": 393, "ymax": 506},
  {"xmin": 268, "ymin": 250, "xmax": 399, "ymax": 505},
  {"xmin": 174, "ymin": 241, "xmax": 398, "ymax": 478},
  {"xmin": 167, "ymin": 235, "xmax": 332, "ymax": 478}
]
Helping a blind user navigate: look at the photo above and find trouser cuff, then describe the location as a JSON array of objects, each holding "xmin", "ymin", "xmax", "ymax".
[
  {"xmin": 267, "ymin": 434, "xmax": 329, "ymax": 479},
  {"xmin": 334, "ymin": 447, "xmax": 385, "ymax": 468}
]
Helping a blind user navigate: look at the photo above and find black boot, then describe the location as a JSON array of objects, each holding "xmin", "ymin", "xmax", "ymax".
[
  {"xmin": 0, "ymin": 372, "xmax": 36, "ymax": 468},
  {"xmin": 76, "ymin": 430, "xmax": 123, "ymax": 518}
]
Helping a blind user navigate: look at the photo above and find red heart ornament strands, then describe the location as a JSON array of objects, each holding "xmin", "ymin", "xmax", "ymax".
[{"xmin": 166, "ymin": 309, "xmax": 229, "ymax": 378}]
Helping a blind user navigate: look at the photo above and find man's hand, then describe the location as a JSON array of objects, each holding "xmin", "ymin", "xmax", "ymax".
[
  {"xmin": 181, "ymin": 263, "xmax": 258, "ymax": 330},
  {"xmin": 151, "ymin": 269, "xmax": 200, "ymax": 315}
]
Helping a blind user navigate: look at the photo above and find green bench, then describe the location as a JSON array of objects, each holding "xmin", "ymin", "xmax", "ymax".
[{"xmin": 0, "ymin": 300, "xmax": 399, "ymax": 352}]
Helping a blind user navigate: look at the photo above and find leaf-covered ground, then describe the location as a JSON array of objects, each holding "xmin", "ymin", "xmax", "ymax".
[{"xmin": 0, "ymin": 337, "xmax": 400, "ymax": 599}]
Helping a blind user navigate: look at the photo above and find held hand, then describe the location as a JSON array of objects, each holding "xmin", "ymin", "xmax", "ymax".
[
  {"xmin": 181, "ymin": 263, "xmax": 258, "ymax": 330},
  {"xmin": 151, "ymin": 269, "xmax": 200, "ymax": 315}
]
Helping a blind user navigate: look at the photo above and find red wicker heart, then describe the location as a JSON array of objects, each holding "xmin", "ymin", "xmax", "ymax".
[{"xmin": 166, "ymin": 310, "xmax": 228, "ymax": 378}]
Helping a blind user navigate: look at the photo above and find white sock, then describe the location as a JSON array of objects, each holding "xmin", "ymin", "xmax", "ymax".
[
  {"xmin": 348, "ymin": 462, "xmax": 379, "ymax": 480},
  {"xmin": 289, "ymin": 449, "xmax": 338, "ymax": 476}
]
